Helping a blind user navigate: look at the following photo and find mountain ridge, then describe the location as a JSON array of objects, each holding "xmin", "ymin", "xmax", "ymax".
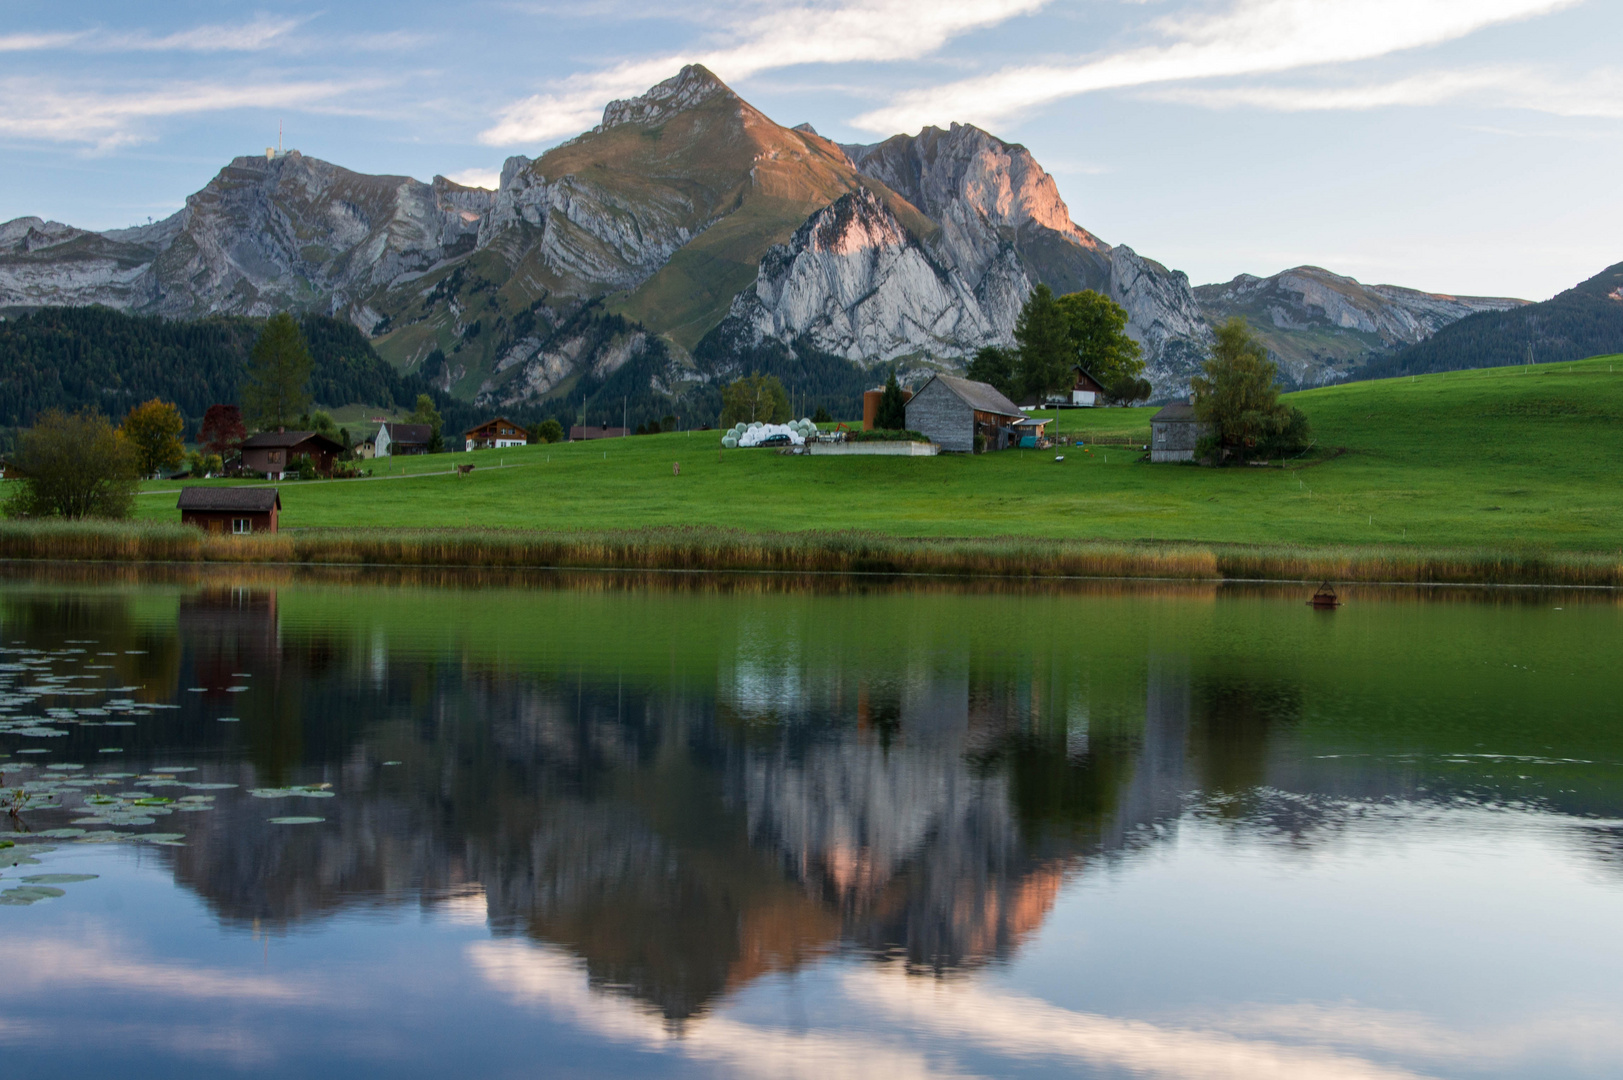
[{"xmin": 0, "ymin": 65, "xmax": 1534, "ymax": 421}]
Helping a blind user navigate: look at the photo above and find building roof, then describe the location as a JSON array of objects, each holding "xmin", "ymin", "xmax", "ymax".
[
  {"xmin": 177, "ymin": 487, "xmax": 281, "ymax": 512},
  {"xmin": 916, "ymin": 373, "xmax": 1026, "ymax": 419},
  {"xmin": 381, "ymin": 422, "xmax": 432, "ymax": 444},
  {"xmin": 464, "ymin": 416, "xmax": 525, "ymax": 437},
  {"xmin": 240, "ymin": 430, "xmax": 343, "ymax": 452},
  {"xmin": 1151, "ymin": 402, "xmax": 1199, "ymax": 422}
]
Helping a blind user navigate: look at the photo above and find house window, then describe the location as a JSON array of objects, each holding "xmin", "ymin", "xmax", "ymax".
[{"xmin": 232, "ymin": 518, "xmax": 251, "ymax": 535}]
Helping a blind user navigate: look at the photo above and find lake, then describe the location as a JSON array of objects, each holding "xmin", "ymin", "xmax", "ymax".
[{"xmin": 1, "ymin": 567, "xmax": 1619, "ymax": 1079}]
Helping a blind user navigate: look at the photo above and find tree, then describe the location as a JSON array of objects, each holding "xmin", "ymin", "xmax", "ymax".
[
  {"xmin": 1014, "ymin": 284, "xmax": 1074, "ymax": 400},
  {"xmin": 242, "ymin": 313, "xmax": 312, "ymax": 430},
  {"xmin": 811, "ymin": 406, "xmax": 832, "ymax": 424},
  {"xmin": 875, "ymin": 372, "xmax": 908, "ymax": 430},
  {"xmin": 1105, "ymin": 376, "xmax": 1154, "ymax": 406},
  {"xmin": 720, "ymin": 373, "xmax": 790, "ymax": 427},
  {"xmin": 5, "ymin": 408, "xmax": 138, "ymax": 519},
  {"xmin": 1056, "ymin": 290, "xmax": 1144, "ymax": 389},
  {"xmin": 535, "ymin": 419, "xmax": 564, "ymax": 444},
  {"xmin": 310, "ymin": 410, "xmax": 338, "ymax": 437},
  {"xmin": 199, "ymin": 404, "xmax": 246, "ymax": 456},
  {"xmin": 408, "ymin": 394, "xmax": 444, "ymax": 452},
  {"xmin": 119, "ymin": 398, "xmax": 185, "ymax": 477},
  {"xmin": 966, "ymin": 346, "xmax": 1019, "ymax": 400},
  {"xmin": 1191, "ymin": 317, "xmax": 1310, "ymax": 462}
]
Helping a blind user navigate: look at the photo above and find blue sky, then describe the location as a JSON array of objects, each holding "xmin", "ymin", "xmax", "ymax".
[{"xmin": 1, "ymin": 0, "xmax": 1618, "ymax": 300}]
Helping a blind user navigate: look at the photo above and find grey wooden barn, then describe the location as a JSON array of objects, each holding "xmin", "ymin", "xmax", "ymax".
[
  {"xmin": 1150, "ymin": 401, "xmax": 1214, "ymax": 462},
  {"xmin": 904, "ymin": 374, "xmax": 1028, "ymax": 453}
]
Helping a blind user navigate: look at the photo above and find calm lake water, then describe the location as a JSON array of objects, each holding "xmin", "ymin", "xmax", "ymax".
[{"xmin": 1, "ymin": 568, "xmax": 1619, "ymax": 1079}]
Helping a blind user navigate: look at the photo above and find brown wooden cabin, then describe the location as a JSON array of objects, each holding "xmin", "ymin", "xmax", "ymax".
[
  {"xmin": 178, "ymin": 487, "xmax": 281, "ymax": 535},
  {"xmin": 569, "ymin": 425, "xmax": 629, "ymax": 441},
  {"xmin": 464, "ymin": 417, "xmax": 529, "ymax": 451},
  {"xmin": 239, "ymin": 431, "xmax": 342, "ymax": 478}
]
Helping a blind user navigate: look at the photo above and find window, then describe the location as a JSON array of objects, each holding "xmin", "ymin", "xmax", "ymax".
[{"xmin": 232, "ymin": 518, "xmax": 251, "ymax": 534}]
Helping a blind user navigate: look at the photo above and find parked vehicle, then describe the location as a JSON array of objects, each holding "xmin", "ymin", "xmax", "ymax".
[{"xmin": 759, "ymin": 433, "xmax": 792, "ymax": 447}]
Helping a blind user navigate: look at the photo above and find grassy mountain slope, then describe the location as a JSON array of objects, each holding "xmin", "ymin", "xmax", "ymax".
[
  {"xmin": 1365, "ymin": 261, "xmax": 1623, "ymax": 379},
  {"xmin": 138, "ymin": 355, "xmax": 1623, "ymax": 553}
]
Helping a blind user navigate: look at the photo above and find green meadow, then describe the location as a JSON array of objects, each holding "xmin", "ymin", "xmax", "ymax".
[{"xmin": 134, "ymin": 355, "xmax": 1623, "ymax": 552}]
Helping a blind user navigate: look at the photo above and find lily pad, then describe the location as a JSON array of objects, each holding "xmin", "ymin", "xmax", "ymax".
[
  {"xmin": 268, "ymin": 816, "xmax": 324, "ymax": 825},
  {"xmin": 22, "ymin": 874, "xmax": 97, "ymax": 884},
  {"xmin": 98, "ymin": 748, "xmax": 125, "ymax": 754},
  {"xmin": 0, "ymin": 885, "xmax": 64, "ymax": 904},
  {"xmin": 216, "ymin": 717, "xmax": 240, "ymax": 723},
  {"xmin": 16, "ymin": 749, "xmax": 48, "ymax": 754},
  {"xmin": 184, "ymin": 783, "xmax": 237, "ymax": 790},
  {"xmin": 132, "ymin": 833, "xmax": 185, "ymax": 843},
  {"xmin": 34, "ymin": 828, "xmax": 86, "ymax": 838}
]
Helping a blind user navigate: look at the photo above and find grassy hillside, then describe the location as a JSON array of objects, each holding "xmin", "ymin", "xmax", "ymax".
[{"xmin": 130, "ymin": 356, "xmax": 1623, "ymax": 551}]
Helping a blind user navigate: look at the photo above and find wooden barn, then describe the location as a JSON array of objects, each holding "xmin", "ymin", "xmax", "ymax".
[
  {"xmin": 464, "ymin": 417, "xmax": 528, "ymax": 452},
  {"xmin": 177, "ymin": 487, "xmax": 281, "ymax": 534},
  {"xmin": 904, "ymin": 374, "xmax": 1028, "ymax": 453},
  {"xmin": 239, "ymin": 431, "xmax": 342, "ymax": 479},
  {"xmin": 1150, "ymin": 401, "xmax": 1214, "ymax": 462}
]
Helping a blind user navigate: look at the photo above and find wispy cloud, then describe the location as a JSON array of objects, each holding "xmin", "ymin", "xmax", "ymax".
[
  {"xmin": 1145, "ymin": 65, "xmax": 1623, "ymax": 119},
  {"xmin": 444, "ymin": 167, "xmax": 502, "ymax": 190},
  {"xmin": 850, "ymin": 0, "xmax": 1584, "ymax": 132},
  {"xmin": 479, "ymin": 0, "xmax": 1049, "ymax": 146},
  {"xmin": 0, "ymin": 77, "xmax": 384, "ymax": 151},
  {"xmin": 0, "ymin": 17, "xmax": 303, "ymax": 54}
]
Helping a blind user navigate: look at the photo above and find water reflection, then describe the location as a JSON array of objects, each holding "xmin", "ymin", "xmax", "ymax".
[{"xmin": 2, "ymin": 571, "xmax": 1621, "ymax": 1071}]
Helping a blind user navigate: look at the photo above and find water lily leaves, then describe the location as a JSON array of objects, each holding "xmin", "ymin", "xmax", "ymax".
[
  {"xmin": 34, "ymin": 828, "xmax": 86, "ymax": 838},
  {"xmin": 184, "ymin": 783, "xmax": 237, "ymax": 790},
  {"xmin": 0, "ymin": 885, "xmax": 65, "ymax": 904},
  {"xmin": 22, "ymin": 874, "xmax": 97, "ymax": 884},
  {"xmin": 43, "ymin": 764, "xmax": 84, "ymax": 771},
  {"xmin": 131, "ymin": 798, "xmax": 172, "ymax": 806},
  {"xmin": 250, "ymin": 787, "xmax": 334, "ymax": 799},
  {"xmin": 268, "ymin": 817, "xmax": 324, "ymax": 825},
  {"xmin": 0, "ymin": 849, "xmax": 43, "ymax": 869},
  {"xmin": 216, "ymin": 717, "xmax": 240, "ymax": 723},
  {"xmin": 132, "ymin": 833, "xmax": 185, "ymax": 844}
]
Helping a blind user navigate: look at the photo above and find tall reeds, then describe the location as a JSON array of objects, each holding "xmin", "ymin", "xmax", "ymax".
[{"xmin": 0, "ymin": 521, "xmax": 1617, "ymax": 587}]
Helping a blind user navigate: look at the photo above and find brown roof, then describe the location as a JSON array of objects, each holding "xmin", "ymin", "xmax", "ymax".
[
  {"xmin": 464, "ymin": 417, "xmax": 525, "ymax": 437},
  {"xmin": 241, "ymin": 430, "xmax": 343, "ymax": 452},
  {"xmin": 177, "ymin": 487, "xmax": 281, "ymax": 512},
  {"xmin": 382, "ymin": 423, "xmax": 432, "ymax": 444},
  {"xmin": 1151, "ymin": 402, "xmax": 1199, "ymax": 422},
  {"xmin": 917, "ymin": 373, "xmax": 1026, "ymax": 419}
]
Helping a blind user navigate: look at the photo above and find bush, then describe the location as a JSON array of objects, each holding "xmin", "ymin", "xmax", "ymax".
[
  {"xmin": 536, "ymin": 419, "xmax": 564, "ymax": 444},
  {"xmin": 4, "ymin": 408, "xmax": 138, "ymax": 520},
  {"xmin": 852, "ymin": 428, "xmax": 928, "ymax": 443},
  {"xmin": 294, "ymin": 454, "xmax": 318, "ymax": 480}
]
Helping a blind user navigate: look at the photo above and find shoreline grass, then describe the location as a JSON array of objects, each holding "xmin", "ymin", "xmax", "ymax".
[{"xmin": 1, "ymin": 521, "xmax": 1617, "ymax": 588}]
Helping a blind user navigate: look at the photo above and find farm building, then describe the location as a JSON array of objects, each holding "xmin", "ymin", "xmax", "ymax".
[
  {"xmin": 569, "ymin": 425, "xmax": 629, "ymax": 440},
  {"xmin": 1020, "ymin": 367, "xmax": 1108, "ymax": 410},
  {"xmin": 465, "ymin": 417, "xmax": 528, "ymax": 452},
  {"xmin": 239, "ymin": 431, "xmax": 342, "ymax": 479},
  {"xmin": 905, "ymin": 374, "xmax": 1029, "ymax": 453},
  {"xmin": 177, "ymin": 487, "xmax": 281, "ymax": 535},
  {"xmin": 373, "ymin": 422, "xmax": 432, "ymax": 456},
  {"xmin": 1150, "ymin": 401, "xmax": 1214, "ymax": 462}
]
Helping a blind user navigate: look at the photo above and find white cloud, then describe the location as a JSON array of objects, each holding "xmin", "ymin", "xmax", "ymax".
[
  {"xmin": 0, "ymin": 933, "xmax": 305, "ymax": 1002},
  {"xmin": 479, "ymin": 0, "xmax": 1049, "ymax": 146},
  {"xmin": 0, "ymin": 77, "xmax": 382, "ymax": 151},
  {"xmin": 850, "ymin": 0, "xmax": 1585, "ymax": 132},
  {"xmin": 1145, "ymin": 65, "xmax": 1623, "ymax": 119},
  {"xmin": 444, "ymin": 168, "xmax": 502, "ymax": 190},
  {"xmin": 0, "ymin": 18, "xmax": 302, "ymax": 54}
]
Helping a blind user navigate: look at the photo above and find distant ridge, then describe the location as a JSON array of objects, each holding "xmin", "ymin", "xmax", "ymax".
[{"xmin": 1361, "ymin": 261, "xmax": 1623, "ymax": 380}]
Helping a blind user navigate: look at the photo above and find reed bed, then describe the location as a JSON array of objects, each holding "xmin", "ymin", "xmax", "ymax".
[{"xmin": 0, "ymin": 521, "xmax": 1618, "ymax": 587}]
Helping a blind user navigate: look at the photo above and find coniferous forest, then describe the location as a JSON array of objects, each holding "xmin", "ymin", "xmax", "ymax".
[{"xmin": 0, "ymin": 306, "xmax": 478, "ymax": 443}]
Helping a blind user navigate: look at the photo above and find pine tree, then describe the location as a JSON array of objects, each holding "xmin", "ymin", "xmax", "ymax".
[
  {"xmin": 875, "ymin": 372, "xmax": 907, "ymax": 430},
  {"xmin": 1014, "ymin": 284, "xmax": 1073, "ymax": 400},
  {"xmin": 242, "ymin": 313, "xmax": 312, "ymax": 430}
]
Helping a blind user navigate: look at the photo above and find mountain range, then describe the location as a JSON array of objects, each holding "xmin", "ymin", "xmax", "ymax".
[{"xmin": 0, "ymin": 65, "xmax": 1536, "ymax": 420}]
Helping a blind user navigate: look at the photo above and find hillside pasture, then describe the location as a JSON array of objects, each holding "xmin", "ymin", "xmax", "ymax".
[{"xmin": 133, "ymin": 356, "xmax": 1623, "ymax": 552}]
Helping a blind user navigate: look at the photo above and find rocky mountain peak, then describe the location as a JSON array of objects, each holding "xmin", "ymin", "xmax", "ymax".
[
  {"xmin": 596, "ymin": 64, "xmax": 738, "ymax": 132},
  {"xmin": 848, "ymin": 122, "xmax": 1098, "ymax": 249}
]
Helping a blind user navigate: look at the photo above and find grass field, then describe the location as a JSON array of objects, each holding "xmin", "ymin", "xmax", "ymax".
[{"xmin": 129, "ymin": 355, "xmax": 1623, "ymax": 552}]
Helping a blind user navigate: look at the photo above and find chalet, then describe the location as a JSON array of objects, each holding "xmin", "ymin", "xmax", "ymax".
[
  {"xmin": 1020, "ymin": 367, "xmax": 1108, "ymax": 410},
  {"xmin": 569, "ymin": 425, "xmax": 629, "ymax": 440},
  {"xmin": 904, "ymin": 374, "xmax": 1029, "ymax": 453},
  {"xmin": 1150, "ymin": 400, "xmax": 1214, "ymax": 462},
  {"xmin": 465, "ymin": 417, "xmax": 529, "ymax": 452},
  {"xmin": 177, "ymin": 487, "xmax": 281, "ymax": 535},
  {"xmin": 239, "ymin": 431, "xmax": 343, "ymax": 479},
  {"xmin": 374, "ymin": 422, "xmax": 432, "ymax": 456}
]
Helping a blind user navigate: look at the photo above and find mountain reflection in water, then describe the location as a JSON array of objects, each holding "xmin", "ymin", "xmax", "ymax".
[{"xmin": 2, "ymin": 571, "xmax": 1621, "ymax": 1078}]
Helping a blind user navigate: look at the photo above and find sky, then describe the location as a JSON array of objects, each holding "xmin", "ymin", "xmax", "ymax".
[{"xmin": 1, "ymin": 0, "xmax": 1619, "ymax": 301}]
